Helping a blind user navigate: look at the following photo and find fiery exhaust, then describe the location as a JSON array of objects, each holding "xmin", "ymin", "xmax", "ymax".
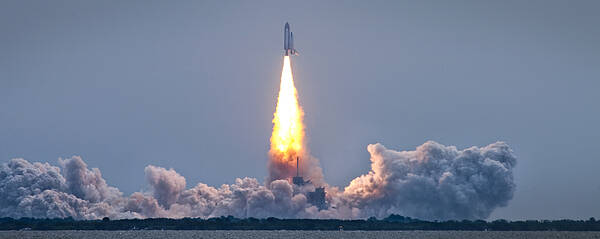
[
  {"xmin": 268, "ymin": 56, "xmax": 306, "ymax": 182},
  {"xmin": 271, "ymin": 56, "xmax": 304, "ymax": 156}
]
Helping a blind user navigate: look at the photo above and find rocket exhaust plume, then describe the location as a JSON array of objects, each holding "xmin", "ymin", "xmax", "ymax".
[
  {"xmin": 268, "ymin": 56, "xmax": 323, "ymax": 185},
  {"xmin": 271, "ymin": 56, "xmax": 304, "ymax": 159}
]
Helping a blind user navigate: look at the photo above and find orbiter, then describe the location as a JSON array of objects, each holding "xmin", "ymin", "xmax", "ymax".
[{"xmin": 284, "ymin": 22, "xmax": 298, "ymax": 56}]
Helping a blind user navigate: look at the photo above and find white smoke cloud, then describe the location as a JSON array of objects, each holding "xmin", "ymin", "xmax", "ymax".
[
  {"xmin": 0, "ymin": 157, "xmax": 127, "ymax": 219},
  {"xmin": 59, "ymin": 156, "xmax": 121, "ymax": 203},
  {"xmin": 0, "ymin": 141, "xmax": 516, "ymax": 220},
  {"xmin": 159, "ymin": 177, "xmax": 310, "ymax": 219},
  {"xmin": 144, "ymin": 165, "xmax": 186, "ymax": 209},
  {"xmin": 343, "ymin": 141, "xmax": 516, "ymax": 220}
]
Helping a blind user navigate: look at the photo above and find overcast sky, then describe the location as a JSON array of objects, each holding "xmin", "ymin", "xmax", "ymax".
[{"xmin": 1, "ymin": 0, "xmax": 599, "ymax": 220}]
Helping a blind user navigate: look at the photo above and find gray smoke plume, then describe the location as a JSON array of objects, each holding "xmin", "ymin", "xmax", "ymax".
[
  {"xmin": 0, "ymin": 141, "xmax": 516, "ymax": 220},
  {"xmin": 343, "ymin": 141, "xmax": 517, "ymax": 220},
  {"xmin": 0, "ymin": 157, "xmax": 126, "ymax": 219},
  {"xmin": 144, "ymin": 165, "xmax": 186, "ymax": 209},
  {"xmin": 141, "ymin": 176, "xmax": 311, "ymax": 219},
  {"xmin": 59, "ymin": 156, "xmax": 121, "ymax": 203}
]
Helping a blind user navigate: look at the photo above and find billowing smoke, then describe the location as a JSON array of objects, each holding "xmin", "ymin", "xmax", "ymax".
[
  {"xmin": 59, "ymin": 156, "xmax": 121, "ymax": 204},
  {"xmin": 126, "ymin": 175, "xmax": 312, "ymax": 219},
  {"xmin": 0, "ymin": 157, "xmax": 126, "ymax": 219},
  {"xmin": 144, "ymin": 166, "xmax": 186, "ymax": 208},
  {"xmin": 0, "ymin": 141, "xmax": 516, "ymax": 220},
  {"xmin": 343, "ymin": 141, "xmax": 516, "ymax": 220}
]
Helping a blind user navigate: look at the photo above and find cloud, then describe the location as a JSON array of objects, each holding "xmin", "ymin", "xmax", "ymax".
[
  {"xmin": 59, "ymin": 156, "xmax": 121, "ymax": 203},
  {"xmin": 144, "ymin": 165, "xmax": 186, "ymax": 209},
  {"xmin": 0, "ymin": 141, "xmax": 516, "ymax": 220},
  {"xmin": 343, "ymin": 141, "xmax": 516, "ymax": 220},
  {"xmin": 0, "ymin": 157, "xmax": 125, "ymax": 219}
]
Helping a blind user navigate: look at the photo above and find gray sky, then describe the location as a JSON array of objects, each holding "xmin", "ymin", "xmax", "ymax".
[{"xmin": 1, "ymin": 0, "xmax": 599, "ymax": 220}]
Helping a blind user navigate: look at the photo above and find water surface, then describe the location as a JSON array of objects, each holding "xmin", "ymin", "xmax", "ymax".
[{"xmin": 1, "ymin": 230, "xmax": 599, "ymax": 239}]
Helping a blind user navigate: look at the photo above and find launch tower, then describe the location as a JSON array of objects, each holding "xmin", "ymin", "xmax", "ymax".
[
  {"xmin": 292, "ymin": 157, "xmax": 308, "ymax": 186},
  {"xmin": 292, "ymin": 157, "xmax": 327, "ymax": 210}
]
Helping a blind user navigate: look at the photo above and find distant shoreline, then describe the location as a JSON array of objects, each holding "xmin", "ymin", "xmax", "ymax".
[
  {"xmin": 1, "ymin": 215, "xmax": 599, "ymax": 231},
  {"xmin": 2, "ymin": 230, "xmax": 600, "ymax": 239}
]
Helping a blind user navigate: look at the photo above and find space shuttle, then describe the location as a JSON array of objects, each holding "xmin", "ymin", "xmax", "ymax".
[{"xmin": 284, "ymin": 22, "xmax": 298, "ymax": 56}]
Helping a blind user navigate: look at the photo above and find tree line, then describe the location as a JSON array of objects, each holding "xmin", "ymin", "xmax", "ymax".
[{"xmin": 0, "ymin": 215, "xmax": 598, "ymax": 231}]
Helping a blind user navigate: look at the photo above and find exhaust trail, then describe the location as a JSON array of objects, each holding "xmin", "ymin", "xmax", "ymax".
[{"xmin": 267, "ymin": 55, "xmax": 324, "ymax": 185}]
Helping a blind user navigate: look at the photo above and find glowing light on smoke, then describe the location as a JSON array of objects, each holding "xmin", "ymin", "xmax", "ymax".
[{"xmin": 270, "ymin": 56, "xmax": 305, "ymax": 162}]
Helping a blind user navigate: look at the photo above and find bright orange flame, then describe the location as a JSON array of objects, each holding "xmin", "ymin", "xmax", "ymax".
[{"xmin": 270, "ymin": 56, "xmax": 305, "ymax": 161}]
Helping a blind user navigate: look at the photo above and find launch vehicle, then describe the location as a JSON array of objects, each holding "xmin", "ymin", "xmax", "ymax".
[{"xmin": 284, "ymin": 22, "xmax": 298, "ymax": 56}]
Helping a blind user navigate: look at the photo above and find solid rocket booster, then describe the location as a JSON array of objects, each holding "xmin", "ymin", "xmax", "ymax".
[{"xmin": 284, "ymin": 22, "xmax": 298, "ymax": 56}]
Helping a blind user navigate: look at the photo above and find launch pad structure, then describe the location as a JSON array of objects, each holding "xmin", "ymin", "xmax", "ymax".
[
  {"xmin": 292, "ymin": 157, "xmax": 326, "ymax": 210},
  {"xmin": 292, "ymin": 156, "xmax": 308, "ymax": 186}
]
